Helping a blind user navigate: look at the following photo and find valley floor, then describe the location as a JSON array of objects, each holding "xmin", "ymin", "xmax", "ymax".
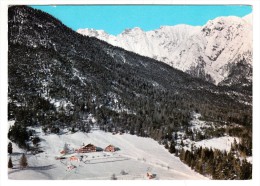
[{"xmin": 8, "ymin": 128, "xmax": 207, "ymax": 180}]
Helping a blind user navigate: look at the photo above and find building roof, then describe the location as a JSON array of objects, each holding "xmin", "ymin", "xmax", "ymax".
[{"xmin": 84, "ymin": 143, "xmax": 95, "ymax": 147}]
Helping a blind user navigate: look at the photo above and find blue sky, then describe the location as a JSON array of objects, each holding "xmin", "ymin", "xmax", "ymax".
[{"xmin": 31, "ymin": 5, "xmax": 252, "ymax": 35}]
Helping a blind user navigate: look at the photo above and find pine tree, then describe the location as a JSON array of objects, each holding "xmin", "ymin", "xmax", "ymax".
[
  {"xmin": 180, "ymin": 139, "xmax": 184, "ymax": 147},
  {"xmin": 20, "ymin": 153, "xmax": 28, "ymax": 169},
  {"xmin": 195, "ymin": 160, "xmax": 203, "ymax": 175},
  {"xmin": 8, "ymin": 142, "xmax": 13, "ymax": 154},
  {"xmin": 190, "ymin": 159, "xmax": 195, "ymax": 170},
  {"xmin": 32, "ymin": 137, "xmax": 41, "ymax": 154},
  {"xmin": 63, "ymin": 143, "xmax": 70, "ymax": 154},
  {"xmin": 174, "ymin": 132, "xmax": 178, "ymax": 141},
  {"xmin": 111, "ymin": 173, "xmax": 117, "ymax": 180},
  {"xmin": 200, "ymin": 148, "xmax": 206, "ymax": 160},
  {"xmin": 213, "ymin": 159, "xmax": 225, "ymax": 179},
  {"xmin": 175, "ymin": 149, "xmax": 179, "ymax": 157},
  {"xmin": 169, "ymin": 140, "xmax": 176, "ymax": 154},
  {"xmin": 240, "ymin": 159, "xmax": 252, "ymax": 179},
  {"xmin": 185, "ymin": 150, "xmax": 192, "ymax": 166},
  {"xmin": 71, "ymin": 126, "xmax": 75, "ymax": 133},
  {"xmin": 179, "ymin": 148, "xmax": 185, "ymax": 161},
  {"xmin": 8, "ymin": 157, "xmax": 13, "ymax": 169},
  {"xmin": 164, "ymin": 142, "xmax": 169, "ymax": 149}
]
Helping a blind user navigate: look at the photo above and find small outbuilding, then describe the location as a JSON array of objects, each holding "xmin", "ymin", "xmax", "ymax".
[
  {"xmin": 60, "ymin": 150, "xmax": 65, "ymax": 155},
  {"xmin": 69, "ymin": 156, "xmax": 79, "ymax": 161},
  {"xmin": 104, "ymin": 145, "xmax": 119, "ymax": 152},
  {"xmin": 146, "ymin": 172, "xmax": 156, "ymax": 179}
]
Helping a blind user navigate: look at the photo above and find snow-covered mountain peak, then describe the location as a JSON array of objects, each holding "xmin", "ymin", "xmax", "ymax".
[
  {"xmin": 160, "ymin": 24, "xmax": 200, "ymax": 30},
  {"xmin": 202, "ymin": 15, "xmax": 251, "ymax": 36},
  {"xmin": 78, "ymin": 15, "xmax": 252, "ymax": 86},
  {"xmin": 121, "ymin": 27, "xmax": 144, "ymax": 35},
  {"xmin": 155, "ymin": 24, "xmax": 201, "ymax": 37},
  {"xmin": 77, "ymin": 28, "xmax": 111, "ymax": 38}
]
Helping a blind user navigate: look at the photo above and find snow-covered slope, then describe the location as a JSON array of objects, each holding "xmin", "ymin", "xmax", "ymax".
[
  {"xmin": 78, "ymin": 14, "xmax": 252, "ymax": 85},
  {"xmin": 8, "ymin": 128, "xmax": 207, "ymax": 180},
  {"xmin": 194, "ymin": 136, "xmax": 238, "ymax": 152}
]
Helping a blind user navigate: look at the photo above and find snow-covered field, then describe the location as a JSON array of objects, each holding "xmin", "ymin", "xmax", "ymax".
[
  {"xmin": 8, "ymin": 128, "xmax": 207, "ymax": 180},
  {"xmin": 194, "ymin": 136, "xmax": 238, "ymax": 152}
]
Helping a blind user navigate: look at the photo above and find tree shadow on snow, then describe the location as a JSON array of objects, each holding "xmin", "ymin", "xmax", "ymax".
[
  {"xmin": 10, "ymin": 152, "xmax": 24, "ymax": 156},
  {"xmin": 8, "ymin": 164, "xmax": 56, "ymax": 176},
  {"xmin": 28, "ymin": 164, "xmax": 56, "ymax": 170}
]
